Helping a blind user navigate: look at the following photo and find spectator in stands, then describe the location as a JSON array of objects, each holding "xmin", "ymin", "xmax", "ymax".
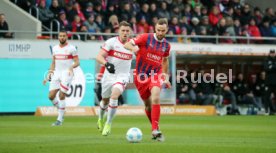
[
  {"xmin": 183, "ymin": 4, "xmax": 192, "ymax": 23},
  {"xmin": 169, "ymin": 16, "xmax": 181, "ymax": 35},
  {"xmin": 108, "ymin": 15, "xmax": 119, "ymax": 33},
  {"xmin": 130, "ymin": 16, "xmax": 137, "ymax": 34},
  {"xmin": 196, "ymin": 71, "xmax": 214, "ymax": 105},
  {"xmin": 176, "ymin": 73, "xmax": 189, "ymax": 104},
  {"xmin": 119, "ymin": 3, "xmax": 133, "ymax": 22},
  {"xmin": 0, "ymin": 13, "xmax": 12, "ymax": 38},
  {"xmin": 170, "ymin": 5, "xmax": 182, "ymax": 20},
  {"xmin": 167, "ymin": 30, "xmax": 178, "ymax": 42},
  {"xmin": 157, "ymin": 1, "xmax": 170, "ymax": 20},
  {"xmin": 264, "ymin": 7, "xmax": 275, "ymax": 22},
  {"xmin": 38, "ymin": 0, "xmax": 54, "ymax": 29},
  {"xmin": 172, "ymin": 0, "xmax": 185, "ymax": 12},
  {"xmin": 223, "ymin": 7, "xmax": 234, "ymax": 18},
  {"xmin": 192, "ymin": 4, "xmax": 202, "ymax": 20},
  {"xmin": 240, "ymin": 3, "xmax": 252, "ymax": 26},
  {"xmin": 253, "ymin": 7, "xmax": 263, "ymax": 26},
  {"xmin": 225, "ymin": 17, "xmax": 236, "ymax": 42},
  {"xmin": 58, "ymin": 10, "xmax": 71, "ymax": 31},
  {"xmin": 233, "ymin": 18, "xmax": 242, "ymax": 36},
  {"xmin": 83, "ymin": 15, "xmax": 99, "ymax": 33},
  {"xmin": 219, "ymin": 0, "xmax": 230, "ymax": 13},
  {"xmin": 72, "ymin": 2, "xmax": 86, "ymax": 22},
  {"xmin": 264, "ymin": 49, "xmax": 276, "ymax": 115},
  {"xmin": 65, "ymin": 1, "xmax": 75, "ymax": 22},
  {"xmin": 233, "ymin": 4, "xmax": 242, "ymax": 21},
  {"xmin": 271, "ymin": 19, "xmax": 276, "ymax": 37},
  {"xmin": 137, "ymin": 16, "xmax": 149, "ymax": 34},
  {"xmin": 259, "ymin": 17, "xmax": 273, "ymax": 44},
  {"xmin": 71, "ymin": 15, "xmax": 83, "ymax": 33},
  {"xmin": 104, "ymin": 4, "xmax": 118, "ymax": 24},
  {"xmin": 201, "ymin": 6, "xmax": 208, "ymax": 17},
  {"xmin": 180, "ymin": 16, "xmax": 192, "ymax": 34},
  {"xmin": 248, "ymin": 18, "xmax": 261, "ymax": 43},
  {"xmin": 136, "ymin": 3, "xmax": 150, "ymax": 24},
  {"xmin": 93, "ymin": 2, "xmax": 104, "ymax": 17},
  {"xmin": 50, "ymin": 0, "xmax": 63, "ymax": 19},
  {"xmin": 149, "ymin": 3, "xmax": 158, "ymax": 23},
  {"xmin": 95, "ymin": 15, "xmax": 105, "ymax": 32},
  {"xmin": 83, "ymin": 2, "xmax": 94, "ymax": 20},
  {"xmin": 209, "ymin": 6, "xmax": 223, "ymax": 27}
]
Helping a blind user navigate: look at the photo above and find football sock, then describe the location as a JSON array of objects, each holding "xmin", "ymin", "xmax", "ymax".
[
  {"xmin": 151, "ymin": 104, "xmax": 160, "ymax": 131},
  {"xmin": 106, "ymin": 99, "xmax": 118, "ymax": 124},
  {"xmin": 99, "ymin": 101, "xmax": 108, "ymax": 120},
  {"xmin": 57, "ymin": 99, "xmax": 65, "ymax": 122},
  {"xmin": 51, "ymin": 96, "xmax": 59, "ymax": 108}
]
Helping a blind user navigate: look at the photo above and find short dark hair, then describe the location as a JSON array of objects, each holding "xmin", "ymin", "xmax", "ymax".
[
  {"xmin": 119, "ymin": 21, "xmax": 131, "ymax": 28},
  {"xmin": 59, "ymin": 30, "xmax": 67, "ymax": 34},
  {"xmin": 156, "ymin": 18, "xmax": 168, "ymax": 26},
  {"xmin": 0, "ymin": 13, "xmax": 4, "ymax": 16}
]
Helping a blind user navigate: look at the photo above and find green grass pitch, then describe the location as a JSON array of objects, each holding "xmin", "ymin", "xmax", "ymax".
[{"xmin": 0, "ymin": 115, "xmax": 276, "ymax": 153}]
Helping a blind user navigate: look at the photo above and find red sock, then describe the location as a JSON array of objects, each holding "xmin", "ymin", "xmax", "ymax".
[
  {"xmin": 145, "ymin": 109, "xmax": 152, "ymax": 123},
  {"xmin": 151, "ymin": 104, "xmax": 160, "ymax": 131}
]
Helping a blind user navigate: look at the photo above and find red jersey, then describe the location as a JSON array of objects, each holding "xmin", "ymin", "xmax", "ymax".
[{"xmin": 132, "ymin": 33, "xmax": 171, "ymax": 75}]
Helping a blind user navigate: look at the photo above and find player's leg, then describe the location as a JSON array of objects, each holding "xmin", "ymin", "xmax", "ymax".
[
  {"xmin": 48, "ymin": 89, "xmax": 59, "ymax": 108},
  {"xmin": 150, "ymin": 86, "xmax": 165, "ymax": 141},
  {"xmin": 98, "ymin": 80, "xmax": 112, "ymax": 132},
  {"xmin": 102, "ymin": 83, "xmax": 125, "ymax": 136},
  {"xmin": 143, "ymin": 98, "xmax": 152, "ymax": 123},
  {"xmin": 52, "ymin": 71, "xmax": 73, "ymax": 126},
  {"xmin": 49, "ymin": 74, "xmax": 61, "ymax": 108}
]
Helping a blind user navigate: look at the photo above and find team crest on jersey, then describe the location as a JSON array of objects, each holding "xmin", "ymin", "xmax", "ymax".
[{"xmin": 162, "ymin": 47, "xmax": 166, "ymax": 52}]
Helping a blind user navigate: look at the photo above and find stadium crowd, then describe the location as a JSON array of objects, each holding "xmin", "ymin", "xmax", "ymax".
[
  {"xmin": 176, "ymin": 50, "xmax": 276, "ymax": 115},
  {"xmin": 3, "ymin": 0, "xmax": 275, "ymax": 43}
]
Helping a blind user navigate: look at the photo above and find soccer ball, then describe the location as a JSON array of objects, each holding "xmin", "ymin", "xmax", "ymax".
[{"xmin": 126, "ymin": 127, "xmax": 142, "ymax": 143}]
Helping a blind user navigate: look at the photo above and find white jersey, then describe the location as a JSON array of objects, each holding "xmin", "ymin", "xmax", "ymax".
[
  {"xmin": 52, "ymin": 43, "xmax": 78, "ymax": 72},
  {"xmin": 102, "ymin": 36, "xmax": 133, "ymax": 75}
]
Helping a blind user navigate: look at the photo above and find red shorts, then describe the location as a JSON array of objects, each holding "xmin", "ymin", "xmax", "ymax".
[{"xmin": 134, "ymin": 74, "xmax": 162, "ymax": 100}]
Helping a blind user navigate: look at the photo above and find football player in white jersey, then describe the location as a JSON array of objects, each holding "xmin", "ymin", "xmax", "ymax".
[
  {"xmin": 43, "ymin": 31, "xmax": 80, "ymax": 126},
  {"xmin": 96, "ymin": 21, "xmax": 133, "ymax": 136}
]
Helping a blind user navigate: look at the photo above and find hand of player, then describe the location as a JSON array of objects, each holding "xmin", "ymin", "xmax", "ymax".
[
  {"xmin": 68, "ymin": 67, "xmax": 74, "ymax": 76},
  {"xmin": 42, "ymin": 79, "xmax": 47, "ymax": 86},
  {"xmin": 132, "ymin": 46, "xmax": 139, "ymax": 53},
  {"xmin": 105, "ymin": 62, "xmax": 115, "ymax": 74},
  {"xmin": 163, "ymin": 81, "xmax": 172, "ymax": 89}
]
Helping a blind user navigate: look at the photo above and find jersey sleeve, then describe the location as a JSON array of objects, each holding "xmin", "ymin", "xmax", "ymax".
[
  {"xmin": 71, "ymin": 46, "xmax": 78, "ymax": 56},
  {"xmin": 163, "ymin": 43, "xmax": 171, "ymax": 57},
  {"xmin": 131, "ymin": 33, "xmax": 148, "ymax": 46},
  {"xmin": 101, "ymin": 38, "xmax": 114, "ymax": 52}
]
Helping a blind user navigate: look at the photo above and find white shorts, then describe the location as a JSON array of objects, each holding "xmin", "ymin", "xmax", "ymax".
[
  {"xmin": 49, "ymin": 70, "xmax": 73, "ymax": 93},
  {"xmin": 101, "ymin": 74, "xmax": 129, "ymax": 99}
]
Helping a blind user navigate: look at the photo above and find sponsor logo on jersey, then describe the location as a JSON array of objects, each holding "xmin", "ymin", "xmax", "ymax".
[
  {"xmin": 147, "ymin": 53, "xmax": 161, "ymax": 61},
  {"xmin": 109, "ymin": 50, "xmax": 132, "ymax": 60}
]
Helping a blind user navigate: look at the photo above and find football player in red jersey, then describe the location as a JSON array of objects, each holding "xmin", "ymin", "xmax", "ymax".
[{"xmin": 124, "ymin": 18, "xmax": 171, "ymax": 141}]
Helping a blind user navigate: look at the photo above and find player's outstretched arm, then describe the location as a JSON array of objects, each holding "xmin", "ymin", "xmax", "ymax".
[
  {"xmin": 124, "ymin": 41, "xmax": 139, "ymax": 53},
  {"xmin": 43, "ymin": 56, "xmax": 55, "ymax": 85}
]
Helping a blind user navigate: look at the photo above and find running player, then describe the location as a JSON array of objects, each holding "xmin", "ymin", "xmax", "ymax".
[
  {"xmin": 96, "ymin": 21, "xmax": 132, "ymax": 136},
  {"xmin": 43, "ymin": 31, "xmax": 80, "ymax": 126},
  {"xmin": 124, "ymin": 18, "xmax": 171, "ymax": 141}
]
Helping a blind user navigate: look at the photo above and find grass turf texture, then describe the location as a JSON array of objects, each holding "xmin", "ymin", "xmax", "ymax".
[{"xmin": 0, "ymin": 116, "xmax": 276, "ymax": 153}]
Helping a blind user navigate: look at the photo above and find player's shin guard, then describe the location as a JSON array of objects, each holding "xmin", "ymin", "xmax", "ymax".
[
  {"xmin": 106, "ymin": 99, "xmax": 118, "ymax": 124},
  {"xmin": 51, "ymin": 96, "xmax": 59, "ymax": 108},
  {"xmin": 151, "ymin": 104, "xmax": 160, "ymax": 131},
  {"xmin": 57, "ymin": 99, "xmax": 65, "ymax": 122},
  {"xmin": 99, "ymin": 101, "xmax": 108, "ymax": 120}
]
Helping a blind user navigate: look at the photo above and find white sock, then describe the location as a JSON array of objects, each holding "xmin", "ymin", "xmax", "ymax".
[
  {"xmin": 107, "ymin": 99, "xmax": 118, "ymax": 124},
  {"xmin": 99, "ymin": 101, "xmax": 108, "ymax": 120},
  {"xmin": 51, "ymin": 96, "xmax": 59, "ymax": 108},
  {"xmin": 57, "ymin": 99, "xmax": 65, "ymax": 122}
]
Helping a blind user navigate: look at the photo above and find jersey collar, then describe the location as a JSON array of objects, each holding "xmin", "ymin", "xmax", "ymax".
[{"xmin": 153, "ymin": 33, "xmax": 165, "ymax": 42}]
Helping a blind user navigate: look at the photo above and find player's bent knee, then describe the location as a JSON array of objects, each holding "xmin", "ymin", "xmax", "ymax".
[
  {"xmin": 48, "ymin": 93, "xmax": 56, "ymax": 101},
  {"xmin": 59, "ymin": 92, "xmax": 66, "ymax": 100},
  {"xmin": 151, "ymin": 96, "xmax": 160, "ymax": 104}
]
